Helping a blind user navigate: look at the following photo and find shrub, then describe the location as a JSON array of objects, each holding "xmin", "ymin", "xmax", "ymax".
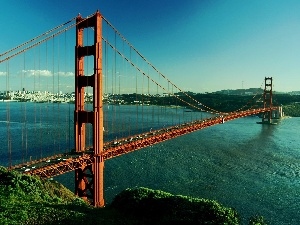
[
  {"xmin": 112, "ymin": 187, "xmax": 240, "ymax": 224},
  {"xmin": 248, "ymin": 215, "xmax": 268, "ymax": 225}
]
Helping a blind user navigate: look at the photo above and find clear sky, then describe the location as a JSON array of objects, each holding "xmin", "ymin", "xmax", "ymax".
[{"xmin": 1, "ymin": 0, "xmax": 300, "ymax": 93}]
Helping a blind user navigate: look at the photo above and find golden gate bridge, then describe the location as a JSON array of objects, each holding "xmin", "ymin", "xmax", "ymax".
[{"xmin": 0, "ymin": 10, "xmax": 279, "ymax": 207}]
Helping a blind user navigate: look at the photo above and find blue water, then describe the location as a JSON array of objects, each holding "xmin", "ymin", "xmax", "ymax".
[{"xmin": 1, "ymin": 102, "xmax": 300, "ymax": 224}]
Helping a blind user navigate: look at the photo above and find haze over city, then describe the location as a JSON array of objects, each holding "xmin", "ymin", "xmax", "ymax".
[{"xmin": 1, "ymin": 0, "xmax": 300, "ymax": 93}]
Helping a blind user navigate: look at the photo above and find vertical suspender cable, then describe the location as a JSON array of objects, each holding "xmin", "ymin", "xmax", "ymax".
[
  {"xmin": 65, "ymin": 30, "xmax": 70, "ymax": 153},
  {"xmin": 172, "ymin": 84, "xmax": 174, "ymax": 125},
  {"xmin": 21, "ymin": 53, "xmax": 24, "ymax": 164},
  {"xmin": 175, "ymin": 85, "xmax": 179, "ymax": 125},
  {"xmin": 135, "ymin": 49, "xmax": 139, "ymax": 134},
  {"xmin": 34, "ymin": 44, "xmax": 41, "ymax": 159},
  {"xmin": 104, "ymin": 35, "xmax": 108, "ymax": 138},
  {"xmin": 151, "ymin": 80, "xmax": 154, "ymax": 129},
  {"xmin": 111, "ymin": 51, "xmax": 114, "ymax": 138},
  {"xmin": 129, "ymin": 46, "xmax": 132, "ymax": 137},
  {"xmin": 46, "ymin": 41, "xmax": 50, "ymax": 154},
  {"xmin": 125, "ymin": 45, "xmax": 129, "ymax": 137},
  {"xmin": 135, "ymin": 66, "xmax": 138, "ymax": 134},
  {"xmin": 114, "ymin": 30, "xmax": 117, "ymax": 138},
  {"xmin": 33, "ymin": 45, "xmax": 37, "ymax": 160},
  {"xmin": 52, "ymin": 35, "xmax": 56, "ymax": 155},
  {"xmin": 141, "ymin": 70, "xmax": 144, "ymax": 133},
  {"xmin": 57, "ymin": 32, "xmax": 63, "ymax": 153},
  {"xmin": 147, "ymin": 68, "xmax": 150, "ymax": 130},
  {"xmin": 119, "ymin": 38, "xmax": 123, "ymax": 138},
  {"xmin": 167, "ymin": 81, "xmax": 169, "ymax": 125},
  {"xmin": 68, "ymin": 103, "xmax": 71, "ymax": 151},
  {"xmin": 57, "ymin": 33, "xmax": 61, "ymax": 153},
  {"xmin": 56, "ymin": 35, "xmax": 60, "ymax": 153},
  {"xmin": 163, "ymin": 76, "xmax": 166, "ymax": 126},
  {"xmin": 38, "ymin": 44, "xmax": 42, "ymax": 158},
  {"xmin": 6, "ymin": 61, "xmax": 11, "ymax": 168},
  {"xmin": 157, "ymin": 84, "xmax": 159, "ymax": 127},
  {"xmin": 24, "ymin": 54, "xmax": 28, "ymax": 161}
]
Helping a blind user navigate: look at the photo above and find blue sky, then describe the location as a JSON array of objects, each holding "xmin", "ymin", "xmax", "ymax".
[{"xmin": 1, "ymin": 0, "xmax": 300, "ymax": 93}]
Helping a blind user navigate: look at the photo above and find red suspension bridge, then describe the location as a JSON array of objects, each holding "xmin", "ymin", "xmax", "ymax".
[{"xmin": 0, "ymin": 11, "xmax": 280, "ymax": 207}]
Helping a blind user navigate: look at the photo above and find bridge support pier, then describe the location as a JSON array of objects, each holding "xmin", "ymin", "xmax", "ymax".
[{"xmin": 74, "ymin": 11, "xmax": 104, "ymax": 207}]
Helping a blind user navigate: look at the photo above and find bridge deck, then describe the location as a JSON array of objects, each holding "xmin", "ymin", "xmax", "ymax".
[{"xmin": 9, "ymin": 107, "xmax": 277, "ymax": 178}]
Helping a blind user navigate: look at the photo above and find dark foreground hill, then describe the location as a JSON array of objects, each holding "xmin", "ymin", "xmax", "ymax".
[{"xmin": 0, "ymin": 167, "xmax": 266, "ymax": 224}]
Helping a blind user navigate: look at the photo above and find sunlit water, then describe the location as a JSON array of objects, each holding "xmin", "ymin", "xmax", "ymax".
[{"xmin": 1, "ymin": 102, "xmax": 299, "ymax": 224}]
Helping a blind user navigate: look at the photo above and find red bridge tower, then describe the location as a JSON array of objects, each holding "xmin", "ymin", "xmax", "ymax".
[
  {"xmin": 74, "ymin": 11, "xmax": 104, "ymax": 207},
  {"xmin": 262, "ymin": 77, "xmax": 273, "ymax": 124}
]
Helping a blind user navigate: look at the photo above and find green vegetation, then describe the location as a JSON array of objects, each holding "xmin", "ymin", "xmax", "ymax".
[
  {"xmin": 105, "ymin": 92, "xmax": 300, "ymax": 116},
  {"xmin": 282, "ymin": 103, "xmax": 300, "ymax": 117},
  {"xmin": 248, "ymin": 215, "xmax": 268, "ymax": 225},
  {"xmin": 0, "ymin": 166, "xmax": 267, "ymax": 224},
  {"xmin": 112, "ymin": 187, "xmax": 240, "ymax": 224},
  {"xmin": 107, "ymin": 93, "xmax": 264, "ymax": 113},
  {"xmin": 0, "ymin": 166, "xmax": 86, "ymax": 224},
  {"xmin": 273, "ymin": 94, "xmax": 300, "ymax": 117}
]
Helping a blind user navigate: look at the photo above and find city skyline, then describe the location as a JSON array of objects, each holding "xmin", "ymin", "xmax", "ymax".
[{"xmin": 1, "ymin": 1, "xmax": 300, "ymax": 93}]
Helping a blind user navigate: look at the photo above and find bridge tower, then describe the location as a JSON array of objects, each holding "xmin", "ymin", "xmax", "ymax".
[
  {"xmin": 74, "ymin": 11, "xmax": 104, "ymax": 207},
  {"xmin": 261, "ymin": 77, "xmax": 273, "ymax": 124}
]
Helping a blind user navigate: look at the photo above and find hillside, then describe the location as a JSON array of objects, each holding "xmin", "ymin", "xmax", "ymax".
[{"xmin": 0, "ymin": 167, "xmax": 266, "ymax": 224}]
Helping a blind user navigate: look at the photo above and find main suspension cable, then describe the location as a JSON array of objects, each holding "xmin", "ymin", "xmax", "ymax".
[
  {"xmin": 102, "ymin": 37, "xmax": 205, "ymax": 112},
  {"xmin": 0, "ymin": 17, "xmax": 76, "ymax": 58},
  {"xmin": 0, "ymin": 13, "xmax": 96, "ymax": 64},
  {"xmin": 102, "ymin": 16, "xmax": 220, "ymax": 114}
]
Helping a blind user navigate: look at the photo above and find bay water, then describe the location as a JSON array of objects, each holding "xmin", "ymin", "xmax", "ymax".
[{"xmin": 1, "ymin": 102, "xmax": 299, "ymax": 224}]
